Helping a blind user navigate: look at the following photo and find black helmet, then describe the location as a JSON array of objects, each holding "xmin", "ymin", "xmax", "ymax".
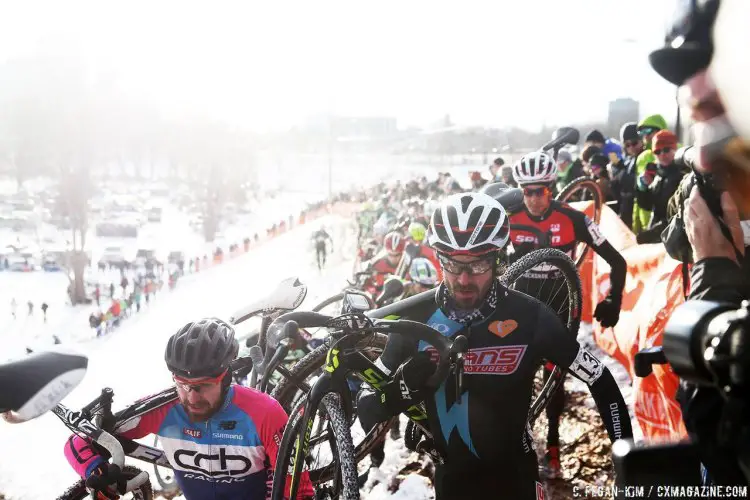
[{"xmin": 165, "ymin": 318, "xmax": 239, "ymax": 378}]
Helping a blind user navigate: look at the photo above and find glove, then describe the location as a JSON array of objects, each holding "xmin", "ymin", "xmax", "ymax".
[
  {"xmin": 381, "ymin": 351, "xmax": 436, "ymax": 415},
  {"xmin": 594, "ymin": 294, "xmax": 622, "ymax": 328},
  {"xmin": 85, "ymin": 463, "xmax": 127, "ymax": 499}
]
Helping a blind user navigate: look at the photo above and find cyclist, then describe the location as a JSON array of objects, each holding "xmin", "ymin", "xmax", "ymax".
[
  {"xmin": 405, "ymin": 257, "xmax": 439, "ymax": 296},
  {"xmin": 358, "ymin": 192, "xmax": 632, "ymax": 500},
  {"xmin": 311, "ymin": 225, "xmax": 333, "ymax": 270},
  {"xmin": 509, "ymin": 151, "xmax": 627, "ymax": 479},
  {"xmin": 63, "ymin": 318, "xmax": 314, "ymax": 500},
  {"xmin": 396, "ymin": 221, "xmax": 442, "ymax": 281},
  {"xmin": 362, "ymin": 231, "xmax": 405, "ymax": 298}
]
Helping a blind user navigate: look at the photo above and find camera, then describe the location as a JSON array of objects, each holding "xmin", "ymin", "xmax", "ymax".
[
  {"xmin": 614, "ymin": 300, "xmax": 750, "ymax": 491},
  {"xmin": 660, "ymin": 146, "xmax": 730, "ymax": 263}
]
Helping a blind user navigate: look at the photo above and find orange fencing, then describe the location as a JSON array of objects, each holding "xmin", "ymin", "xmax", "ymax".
[{"xmin": 573, "ymin": 203, "xmax": 688, "ymax": 442}]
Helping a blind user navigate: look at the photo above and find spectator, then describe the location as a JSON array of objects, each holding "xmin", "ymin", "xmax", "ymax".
[
  {"xmin": 585, "ymin": 129, "xmax": 624, "ymax": 165},
  {"xmin": 41, "ymin": 302, "xmax": 48, "ymax": 323},
  {"xmin": 635, "ymin": 130, "xmax": 687, "ymax": 244},
  {"xmin": 554, "ymin": 149, "xmax": 585, "ymax": 194},
  {"xmin": 633, "ymin": 113, "xmax": 669, "ymax": 233},
  {"xmin": 94, "ymin": 284, "xmax": 101, "ymax": 306},
  {"xmin": 580, "ymin": 145, "xmax": 603, "ymax": 175},
  {"xmin": 608, "ymin": 122, "xmax": 640, "ymax": 228},
  {"xmin": 27, "ymin": 300, "xmax": 33, "ymax": 316},
  {"xmin": 109, "ymin": 283, "xmax": 115, "ymax": 299},
  {"xmin": 584, "ymin": 129, "xmax": 606, "ymax": 149},
  {"xmin": 10, "ymin": 297, "xmax": 16, "ymax": 319},
  {"xmin": 489, "ymin": 157, "xmax": 505, "ymax": 182},
  {"xmin": 469, "ymin": 171, "xmax": 488, "ymax": 191},
  {"xmin": 589, "ymin": 153, "xmax": 613, "ymax": 202},
  {"xmin": 499, "ymin": 165, "xmax": 517, "ymax": 187}
]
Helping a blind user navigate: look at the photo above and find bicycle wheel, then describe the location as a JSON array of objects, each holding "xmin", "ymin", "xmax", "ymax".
[
  {"xmin": 501, "ymin": 248, "xmax": 582, "ymax": 423},
  {"xmin": 555, "ymin": 176, "xmax": 603, "ymax": 267},
  {"xmin": 272, "ymin": 393, "xmax": 359, "ymax": 500},
  {"xmin": 271, "ymin": 333, "xmax": 394, "ymax": 484},
  {"xmin": 152, "ymin": 435, "xmax": 179, "ymax": 494},
  {"xmin": 57, "ymin": 466, "xmax": 154, "ymax": 500}
]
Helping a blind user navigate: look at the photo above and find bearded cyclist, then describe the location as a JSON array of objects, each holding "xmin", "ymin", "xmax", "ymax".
[
  {"xmin": 358, "ymin": 192, "xmax": 632, "ymax": 500},
  {"xmin": 509, "ymin": 152, "xmax": 627, "ymax": 479},
  {"xmin": 363, "ymin": 231, "xmax": 405, "ymax": 298},
  {"xmin": 64, "ymin": 318, "xmax": 314, "ymax": 500}
]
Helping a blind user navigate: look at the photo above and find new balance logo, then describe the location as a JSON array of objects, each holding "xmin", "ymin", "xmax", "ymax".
[{"xmin": 218, "ymin": 420, "xmax": 237, "ymax": 430}]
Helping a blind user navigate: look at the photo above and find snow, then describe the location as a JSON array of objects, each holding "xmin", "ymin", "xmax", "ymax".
[
  {"xmin": 0, "ymin": 191, "xmax": 638, "ymax": 499},
  {"xmin": 0, "ymin": 211, "xmax": 356, "ymax": 499}
]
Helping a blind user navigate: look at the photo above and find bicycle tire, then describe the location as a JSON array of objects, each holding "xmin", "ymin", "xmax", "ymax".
[
  {"xmin": 153, "ymin": 435, "xmax": 179, "ymax": 494},
  {"xmin": 312, "ymin": 293, "xmax": 345, "ymax": 313},
  {"xmin": 555, "ymin": 176, "xmax": 603, "ymax": 267},
  {"xmin": 272, "ymin": 393, "xmax": 359, "ymax": 500},
  {"xmin": 501, "ymin": 248, "xmax": 582, "ymax": 423},
  {"xmin": 57, "ymin": 465, "xmax": 154, "ymax": 500}
]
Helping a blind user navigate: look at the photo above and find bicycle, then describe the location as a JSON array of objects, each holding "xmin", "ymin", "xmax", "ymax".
[
  {"xmin": 555, "ymin": 177, "xmax": 604, "ymax": 267},
  {"xmin": 47, "ymin": 276, "xmax": 309, "ymax": 499},
  {"xmin": 269, "ymin": 312, "xmax": 469, "ymax": 500},
  {"xmin": 268, "ymin": 248, "xmax": 581, "ymax": 494}
]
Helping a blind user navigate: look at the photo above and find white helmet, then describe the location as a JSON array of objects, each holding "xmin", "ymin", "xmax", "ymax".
[
  {"xmin": 427, "ymin": 192, "xmax": 510, "ymax": 256},
  {"xmin": 512, "ymin": 152, "xmax": 558, "ymax": 185}
]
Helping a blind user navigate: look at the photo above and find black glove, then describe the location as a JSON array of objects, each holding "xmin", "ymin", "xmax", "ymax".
[
  {"xmin": 381, "ymin": 352, "xmax": 436, "ymax": 415},
  {"xmin": 85, "ymin": 463, "xmax": 127, "ymax": 499},
  {"xmin": 594, "ymin": 294, "xmax": 622, "ymax": 328}
]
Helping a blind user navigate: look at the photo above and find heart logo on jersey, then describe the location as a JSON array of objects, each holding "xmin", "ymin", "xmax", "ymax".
[{"xmin": 488, "ymin": 319, "xmax": 518, "ymax": 338}]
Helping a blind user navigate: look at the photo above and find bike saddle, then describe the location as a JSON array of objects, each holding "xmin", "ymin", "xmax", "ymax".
[{"xmin": 0, "ymin": 351, "xmax": 88, "ymax": 422}]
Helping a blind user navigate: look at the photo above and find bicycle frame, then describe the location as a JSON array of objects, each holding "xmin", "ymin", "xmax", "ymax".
[
  {"xmin": 287, "ymin": 331, "xmax": 441, "ymax": 495},
  {"xmin": 52, "ymin": 386, "xmax": 176, "ymax": 498}
]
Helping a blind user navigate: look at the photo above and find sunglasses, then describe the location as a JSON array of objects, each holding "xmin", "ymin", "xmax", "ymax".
[
  {"xmin": 522, "ymin": 186, "xmax": 551, "ymax": 197},
  {"xmin": 653, "ymin": 147, "xmax": 674, "ymax": 155},
  {"xmin": 438, "ymin": 254, "xmax": 495, "ymax": 275},
  {"xmin": 173, "ymin": 370, "xmax": 226, "ymax": 394},
  {"xmin": 638, "ymin": 128, "xmax": 657, "ymax": 137}
]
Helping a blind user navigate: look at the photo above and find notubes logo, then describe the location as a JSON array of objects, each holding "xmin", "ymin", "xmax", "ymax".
[{"xmin": 174, "ymin": 448, "xmax": 252, "ymax": 476}]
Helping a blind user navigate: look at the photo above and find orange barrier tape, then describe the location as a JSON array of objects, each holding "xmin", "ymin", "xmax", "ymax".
[{"xmin": 586, "ymin": 204, "xmax": 688, "ymax": 441}]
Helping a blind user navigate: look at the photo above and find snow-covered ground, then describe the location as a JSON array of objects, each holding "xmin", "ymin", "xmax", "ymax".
[
  {"xmin": 0, "ymin": 211, "xmax": 358, "ymax": 499},
  {"xmin": 0, "ymin": 194, "xmax": 638, "ymax": 499}
]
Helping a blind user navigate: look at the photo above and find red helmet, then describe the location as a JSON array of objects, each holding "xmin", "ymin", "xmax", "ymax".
[{"xmin": 383, "ymin": 232, "xmax": 406, "ymax": 254}]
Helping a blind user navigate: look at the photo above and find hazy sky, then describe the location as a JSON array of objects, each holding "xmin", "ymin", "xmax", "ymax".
[{"xmin": 0, "ymin": 0, "xmax": 678, "ymax": 131}]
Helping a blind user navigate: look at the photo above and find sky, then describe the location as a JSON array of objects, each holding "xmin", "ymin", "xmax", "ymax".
[{"xmin": 0, "ymin": 0, "xmax": 678, "ymax": 132}]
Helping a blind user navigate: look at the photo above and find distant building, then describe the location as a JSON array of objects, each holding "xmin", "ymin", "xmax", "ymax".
[
  {"xmin": 304, "ymin": 115, "xmax": 398, "ymax": 140},
  {"xmin": 608, "ymin": 98, "xmax": 640, "ymax": 130}
]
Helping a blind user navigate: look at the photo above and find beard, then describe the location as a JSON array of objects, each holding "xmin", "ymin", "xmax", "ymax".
[
  {"xmin": 180, "ymin": 397, "xmax": 221, "ymax": 422},
  {"xmin": 445, "ymin": 281, "xmax": 483, "ymax": 309}
]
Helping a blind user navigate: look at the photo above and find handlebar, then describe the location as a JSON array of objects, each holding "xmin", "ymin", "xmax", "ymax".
[
  {"xmin": 52, "ymin": 403, "xmax": 150, "ymax": 495},
  {"xmin": 267, "ymin": 311, "xmax": 467, "ymax": 390}
]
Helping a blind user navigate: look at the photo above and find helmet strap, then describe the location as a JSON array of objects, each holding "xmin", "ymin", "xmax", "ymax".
[{"xmin": 221, "ymin": 371, "xmax": 233, "ymax": 396}]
